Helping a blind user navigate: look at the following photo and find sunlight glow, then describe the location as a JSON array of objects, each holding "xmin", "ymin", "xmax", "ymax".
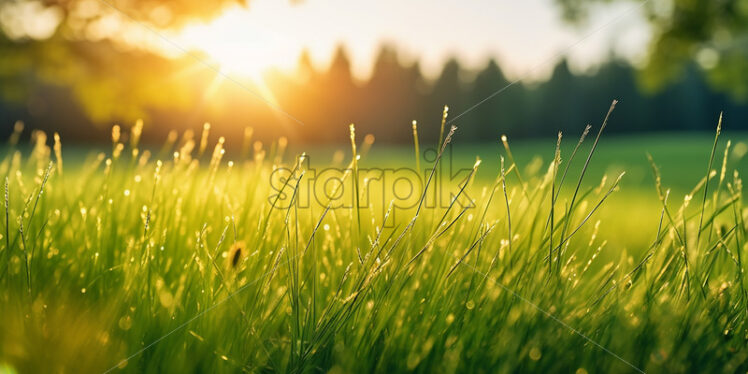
[
  {"xmin": 161, "ymin": 0, "xmax": 648, "ymax": 82},
  {"xmin": 174, "ymin": 7, "xmax": 298, "ymax": 79}
]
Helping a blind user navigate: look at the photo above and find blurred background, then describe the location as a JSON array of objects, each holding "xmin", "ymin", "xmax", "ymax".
[{"xmin": 0, "ymin": 0, "xmax": 747, "ymax": 146}]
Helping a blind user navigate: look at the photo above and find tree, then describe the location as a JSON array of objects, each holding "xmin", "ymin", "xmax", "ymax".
[
  {"xmin": 556, "ymin": 0, "xmax": 748, "ymax": 100},
  {"xmin": 429, "ymin": 58, "xmax": 465, "ymax": 140},
  {"xmin": 535, "ymin": 58, "xmax": 586, "ymax": 135},
  {"xmin": 470, "ymin": 59, "xmax": 528, "ymax": 138},
  {"xmin": 579, "ymin": 57, "xmax": 650, "ymax": 133},
  {"xmin": 0, "ymin": 0, "xmax": 244, "ymax": 123},
  {"xmin": 0, "ymin": 0, "xmax": 244, "ymax": 39},
  {"xmin": 362, "ymin": 45, "xmax": 426, "ymax": 142},
  {"xmin": 305, "ymin": 45, "xmax": 359, "ymax": 142}
]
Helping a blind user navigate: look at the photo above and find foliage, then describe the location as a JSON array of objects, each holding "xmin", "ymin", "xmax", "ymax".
[
  {"xmin": 1, "ymin": 0, "xmax": 244, "ymax": 36},
  {"xmin": 557, "ymin": 0, "xmax": 748, "ymax": 100},
  {"xmin": 7, "ymin": 45, "xmax": 748, "ymax": 146},
  {"xmin": 0, "ymin": 0, "xmax": 243, "ymax": 121},
  {"xmin": 3, "ymin": 1, "xmax": 748, "ymax": 139}
]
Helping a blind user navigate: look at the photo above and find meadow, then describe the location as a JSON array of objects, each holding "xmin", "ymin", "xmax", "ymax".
[{"xmin": 0, "ymin": 108, "xmax": 747, "ymax": 373}]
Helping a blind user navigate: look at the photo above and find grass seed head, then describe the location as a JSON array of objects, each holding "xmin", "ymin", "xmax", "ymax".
[
  {"xmin": 9, "ymin": 120, "xmax": 24, "ymax": 145},
  {"xmin": 131, "ymin": 119, "xmax": 143, "ymax": 149},
  {"xmin": 111, "ymin": 124, "xmax": 120, "ymax": 144},
  {"xmin": 228, "ymin": 241, "xmax": 245, "ymax": 269},
  {"xmin": 53, "ymin": 132, "xmax": 63, "ymax": 176},
  {"xmin": 199, "ymin": 122, "xmax": 211, "ymax": 156}
]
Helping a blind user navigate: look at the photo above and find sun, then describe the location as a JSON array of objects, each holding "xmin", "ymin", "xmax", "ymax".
[{"xmin": 173, "ymin": 7, "xmax": 298, "ymax": 80}]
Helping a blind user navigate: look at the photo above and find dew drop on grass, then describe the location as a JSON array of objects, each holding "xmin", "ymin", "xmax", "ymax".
[
  {"xmin": 650, "ymin": 349, "xmax": 667, "ymax": 364},
  {"xmin": 118, "ymin": 315, "xmax": 132, "ymax": 331},
  {"xmin": 529, "ymin": 347, "xmax": 541, "ymax": 361},
  {"xmin": 80, "ymin": 288, "xmax": 86, "ymax": 294},
  {"xmin": 406, "ymin": 352, "xmax": 421, "ymax": 370},
  {"xmin": 159, "ymin": 290, "xmax": 174, "ymax": 308},
  {"xmin": 465, "ymin": 300, "xmax": 475, "ymax": 310}
]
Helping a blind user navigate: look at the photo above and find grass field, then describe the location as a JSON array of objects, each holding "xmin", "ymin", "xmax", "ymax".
[{"xmin": 0, "ymin": 115, "xmax": 747, "ymax": 373}]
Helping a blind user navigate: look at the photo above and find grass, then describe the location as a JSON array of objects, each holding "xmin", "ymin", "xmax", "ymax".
[{"xmin": 0, "ymin": 107, "xmax": 747, "ymax": 373}]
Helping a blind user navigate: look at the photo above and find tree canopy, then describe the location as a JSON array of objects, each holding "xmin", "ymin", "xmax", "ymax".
[
  {"xmin": 1, "ymin": 0, "xmax": 244, "ymax": 40},
  {"xmin": 1, "ymin": 0, "xmax": 747, "ymax": 134},
  {"xmin": 557, "ymin": 0, "xmax": 748, "ymax": 100},
  {"xmin": 0, "ymin": 0, "xmax": 245, "ymax": 120},
  {"xmin": 6, "ymin": 43, "xmax": 746, "ymax": 145}
]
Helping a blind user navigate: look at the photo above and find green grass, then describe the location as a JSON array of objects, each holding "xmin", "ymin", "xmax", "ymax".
[{"xmin": 0, "ymin": 115, "xmax": 747, "ymax": 373}]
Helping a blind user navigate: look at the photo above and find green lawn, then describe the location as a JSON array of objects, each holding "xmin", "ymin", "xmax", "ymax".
[
  {"xmin": 0, "ymin": 130, "xmax": 746, "ymax": 373},
  {"xmin": 357, "ymin": 132, "xmax": 748, "ymax": 189}
]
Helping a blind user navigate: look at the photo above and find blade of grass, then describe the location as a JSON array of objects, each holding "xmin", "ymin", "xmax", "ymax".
[
  {"xmin": 557, "ymin": 100, "xmax": 617, "ymax": 274},
  {"xmin": 696, "ymin": 113, "xmax": 722, "ymax": 250}
]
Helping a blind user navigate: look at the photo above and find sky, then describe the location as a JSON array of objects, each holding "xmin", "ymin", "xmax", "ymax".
[{"xmin": 164, "ymin": 0, "xmax": 651, "ymax": 81}]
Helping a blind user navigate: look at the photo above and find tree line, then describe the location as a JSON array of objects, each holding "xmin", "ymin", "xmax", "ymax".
[
  {"xmin": 2, "ymin": 44, "xmax": 746, "ymax": 145},
  {"xmin": 277, "ymin": 45, "xmax": 747, "ymax": 144}
]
